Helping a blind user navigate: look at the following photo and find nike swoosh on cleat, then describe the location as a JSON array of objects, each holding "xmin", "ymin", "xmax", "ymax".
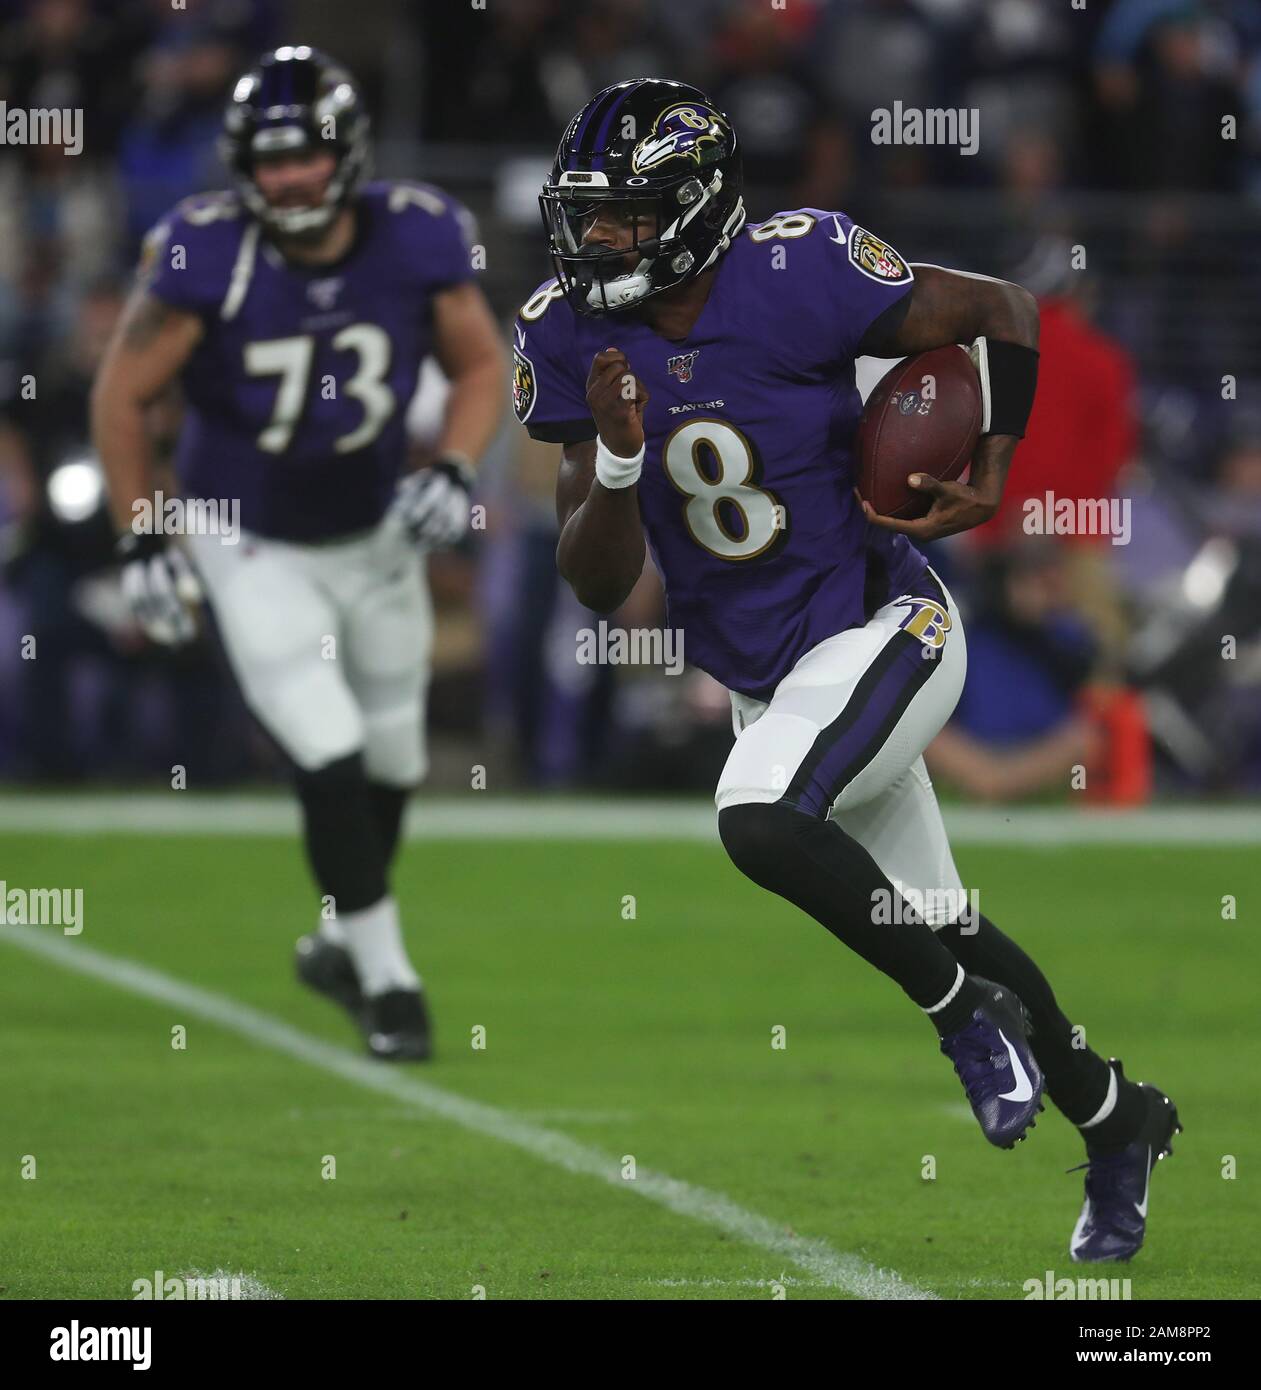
[
  {"xmin": 1135, "ymin": 1147, "xmax": 1152, "ymax": 1218},
  {"xmin": 1070, "ymin": 1199, "xmax": 1091, "ymax": 1258},
  {"xmin": 996, "ymin": 1027, "xmax": 1034, "ymax": 1103}
]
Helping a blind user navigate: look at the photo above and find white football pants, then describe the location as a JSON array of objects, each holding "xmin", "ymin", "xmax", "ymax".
[
  {"xmin": 185, "ymin": 515, "xmax": 432, "ymax": 782},
  {"xmin": 715, "ymin": 570, "xmax": 967, "ymax": 926}
]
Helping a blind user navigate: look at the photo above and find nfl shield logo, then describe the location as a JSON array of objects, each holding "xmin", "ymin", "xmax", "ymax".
[
  {"xmin": 667, "ymin": 350, "xmax": 700, "ymax": 383},
  {"xmin": 307, "ymin": 277, "xmax": 343, "ymax": 310}
]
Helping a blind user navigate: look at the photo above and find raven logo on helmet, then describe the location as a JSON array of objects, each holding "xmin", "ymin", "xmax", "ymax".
[{"xmin": 631, "ymin": 105, "xmax": 730, "ymax": 175}]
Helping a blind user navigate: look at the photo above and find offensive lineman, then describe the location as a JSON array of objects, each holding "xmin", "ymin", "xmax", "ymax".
[
  {"xmin": 92, "ymin": 47, "xmax": 506, "ymax": 1060},
  {"xmin": 515, "ymin": 79, "xmax": 1180, "ymax": 1262}
]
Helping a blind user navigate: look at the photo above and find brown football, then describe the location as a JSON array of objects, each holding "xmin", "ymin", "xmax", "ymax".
[{"xmin": 856, "ymin": 345, "xmax": 982, "ymax": 519}]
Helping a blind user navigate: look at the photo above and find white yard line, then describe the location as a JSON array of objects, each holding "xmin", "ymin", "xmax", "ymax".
[
  {"xmin": 0, "ymin": 925, "xmax": 935, "ymax": 1302},
  {"xmin": 0, "ymin": 794, "xmax": 1257, "ymax": 844},
  {"xmin": 178, "ymin": 1269, "xmax": 284, "ymax": 1301},
  {"xmin": 649, "ymin": 1276, "xmax": 816, "ymax": 1289}
]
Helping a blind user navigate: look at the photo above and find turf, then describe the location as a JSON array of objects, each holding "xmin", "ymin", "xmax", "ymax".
[{"xmin": 1, "ymin": 827, "xmax": 1257, "ymax": 1300}]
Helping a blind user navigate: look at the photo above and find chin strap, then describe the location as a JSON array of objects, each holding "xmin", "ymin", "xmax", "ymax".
[
  {"xmin": 703, "ymin": 194, "xmax": 746, "ymax": 271},
  {"xmin": 584, "ymin": 173, "xmax": 746, "ymax": 312}
]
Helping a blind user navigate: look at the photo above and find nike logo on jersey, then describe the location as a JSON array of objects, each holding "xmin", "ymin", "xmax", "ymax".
[
  {"xmin": 829, "ymin": 215, "xmax": 846, "ymax": 244},
  {"xmin": 997, "ymin": 1028, "xmax": 1034, "ymax": 1103},
  {"xmin": 514, "ymin": 323, "xmax": 526, "ymax": 349}
]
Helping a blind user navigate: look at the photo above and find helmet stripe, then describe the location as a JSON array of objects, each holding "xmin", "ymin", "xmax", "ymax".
[
  {"xmin": 589, "ymin": 85, "xmax": 639, "ymax": 172},
  {"xmin": 568, "ymin": 93, "xmax": 605, "ymax": 163},
  {"xmin": 568, "ymin": 82, "xmax": 637, "ymax": 167}
]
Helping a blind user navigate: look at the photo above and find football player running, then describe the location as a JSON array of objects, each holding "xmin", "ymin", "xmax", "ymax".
[
  {"xmin": 515, "ymin": 79, "xmax": 1179, "ymax": 1262},
  {"xmin": 92, "ymin": 47, "xmax": 506, "ymax": 1061}
]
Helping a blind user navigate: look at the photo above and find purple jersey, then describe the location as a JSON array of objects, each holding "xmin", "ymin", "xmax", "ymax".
[
  {"xmin": 514, "ymin": 209, "xmax": 929, "ymax": 701},
  {"xmin": 142, "ymin": 181, "xmax": 474, "ymax": 541}
]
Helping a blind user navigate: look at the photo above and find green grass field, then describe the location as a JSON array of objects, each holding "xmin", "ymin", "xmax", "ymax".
[{"xmin": 2, "ymin": 806, "xmax": 1257, "ymax": 1300}]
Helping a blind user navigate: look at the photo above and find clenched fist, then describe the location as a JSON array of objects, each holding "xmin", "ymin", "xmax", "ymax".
[{"xmin": 586, "ymin": 348, "xmax": 649, "ymax": 458}]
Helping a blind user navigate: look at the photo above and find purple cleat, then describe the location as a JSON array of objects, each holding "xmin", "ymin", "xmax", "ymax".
[
  {"xmin": 940, "ymin": 976, "xmax": 1045, "ymax": 1149},
  {"xmin": 1069, "ymin": 1060, "xmax": 1181, "ymax": 1263}
]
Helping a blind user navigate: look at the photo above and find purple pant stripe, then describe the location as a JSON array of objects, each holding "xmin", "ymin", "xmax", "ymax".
[{"xmin": 786, "ymin": 636, "xmax": 936, "ymax": 819}]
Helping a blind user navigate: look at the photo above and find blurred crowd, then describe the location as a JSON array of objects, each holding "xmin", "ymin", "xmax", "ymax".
[
  {"xmin": 2, "ymin": 0, "xmax": 1261, "ymax": 797},
  {"xmin": 420, "ymin": 0, "xmax": 1261, "ymax": 196}
]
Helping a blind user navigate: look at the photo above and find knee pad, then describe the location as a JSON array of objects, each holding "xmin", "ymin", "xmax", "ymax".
[
  {"xmin": 718, "ymin": 800, "xmax": 813, "ymax": 895},
  {"xmin": 362, "ymin": 707, "xmax": 426, "ymax": 787},
  {"xmin": 719, "ymin": 798, "xmax": 894, "ymax": 924}
]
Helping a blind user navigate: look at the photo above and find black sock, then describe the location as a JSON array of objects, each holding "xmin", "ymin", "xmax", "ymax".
[
  {"xmin": 719, "ymin": 801, "xmax": 984, "ymax": 1025},
  {"xmin": 936, "ymin": 913, "xmax": 1146, "ymax": 1143},
  {"xmin": 294, "ymin": 753, "xmax": 389, "ymax": 913},
  {"xmin": 368, "ymin": 782, "xmax": 411, "ymax": 867},
  {"xmin": 1079, "ymin": 1061, "xmax": 1149, "ymax": 1152},
  {"xmin": 925, "ymin": 967, "xmax": 988, "ymax": 1037}
]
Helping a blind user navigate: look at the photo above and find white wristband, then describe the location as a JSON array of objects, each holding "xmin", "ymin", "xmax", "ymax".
[{"xmin": 594, "ymin": 435, "xmax": 644, "ymax": 490}]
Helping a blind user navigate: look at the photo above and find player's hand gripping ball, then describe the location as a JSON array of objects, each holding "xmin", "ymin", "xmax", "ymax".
[{"xmin": 856, "ymin": 345, "xmax": 983, "ymax": 527}]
